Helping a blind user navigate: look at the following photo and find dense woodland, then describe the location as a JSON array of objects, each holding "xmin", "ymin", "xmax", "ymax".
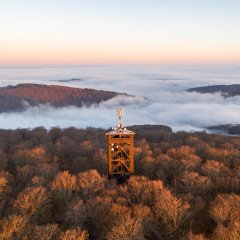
[
  {"xmin": 187, "ymin": 84, "xmax": 240, "ymax": 97},
  {"xmin": 0, "ymin": 125, "xmax": 239, "ymax": 239},
  {"xmin": 0, "ymin": 84, "xmax": 120, "ymax": 113}
]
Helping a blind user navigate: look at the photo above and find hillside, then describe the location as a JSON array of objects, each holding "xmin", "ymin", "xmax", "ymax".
[
  {"xmin": 0, "ymin": 84, "xmax": 123, "ymax": 113},
  {"xmin": 187, "ymin": 84, "xmax": 240, "ymax": 97},
  {"xmin": 208, "ymin": 124, "xmax": 240, "ymax": 135},
  {"xmin": 0, "ymin": 125, "xmax": 239, "ymax": 239}
]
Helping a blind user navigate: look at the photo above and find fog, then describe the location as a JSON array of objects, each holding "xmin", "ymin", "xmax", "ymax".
[{"xmin": 0, "ymin": 64, "xmax": 240, "ymax": 131}]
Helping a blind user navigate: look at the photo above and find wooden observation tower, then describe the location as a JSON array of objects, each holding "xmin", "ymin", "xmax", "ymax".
[{"xmin": 106, "ymin": 108, "xmax": 135, "ymax": 179}]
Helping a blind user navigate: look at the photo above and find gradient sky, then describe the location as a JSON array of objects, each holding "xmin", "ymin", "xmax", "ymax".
[{"xmin": 0, "ymin": 0, "xmax": 240, "ymax": 65}]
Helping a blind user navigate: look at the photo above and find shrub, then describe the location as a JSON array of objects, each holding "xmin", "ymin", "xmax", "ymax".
[
  {"xmin": 51, "ymin": 171, "xmax": 77, "ymax": 214},
  {"xmin": 212, "ymin": 225, "xmax": 240, "ymax": 240},
  {"xmin": 0, "ymin": 150, "xmax": 7, "ymax": 171},
  {"xmin": 124, "ymin": 176, "xmax": 163, "ymax": 206},
  {"xmin": 31, "ymin": 224, "xmax": 60, "ymax": 240},
  {"xmin": 14, "ymin": 186, "xmax": 52, "ymax": 223},
  {"xmin": 201, "ymin": 160, "xmax": 229, "ymax": 179},
  {"xmin": 180, "ymin": 171, "xmax": 213, "ymax": 195},
  {"xmin": 154, "ymin": 189, "xmax": 190, "ymax": 238},
  {"xmin": 0, "ymin": 214, "xmax": 28, "ymax": 239},
  {"xmin": 77, "ymin": 169, "xmax": 106, "ymax": 199},
  {"xmin": 60, "ymin": 228, "xmax": 89, "ymax": 240},
  {"xmin": 210, "ymin": 193, "xmax": 240, "ymax": 227}
]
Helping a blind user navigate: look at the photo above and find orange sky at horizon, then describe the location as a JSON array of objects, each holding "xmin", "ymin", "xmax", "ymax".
[{"xmin": 1, "ymin": 42, "xmax": 240, "ymax": 65}]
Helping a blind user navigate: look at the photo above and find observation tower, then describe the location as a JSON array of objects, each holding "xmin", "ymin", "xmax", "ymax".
[{"xmin": 106, "ymin": 108, "xmax": 135, "ymax": 180}]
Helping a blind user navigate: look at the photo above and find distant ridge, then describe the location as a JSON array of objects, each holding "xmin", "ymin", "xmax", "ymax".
[
  {"xmin": 187, "ymin": 84, "xmax": 240, "ymax": 97},
  {"xmin": 54, "ymin": 78, "xmax": 84, "ymax": 83},
  {"xmin": 208, "ymin": 124, "xmax": 240, "ymax": 135},
  {"xmin": 0, "ymin": 83, "xmax": 124, "ymax": 113}
]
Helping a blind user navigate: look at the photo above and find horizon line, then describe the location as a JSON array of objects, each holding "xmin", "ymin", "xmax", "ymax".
[{"xmin": 1, "ymin": 61, "xmax": 240, "ymax": 69}]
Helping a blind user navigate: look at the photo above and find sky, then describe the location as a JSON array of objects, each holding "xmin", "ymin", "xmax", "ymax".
[{"xmin": 0, "ymin": 0, "xmax": 240, "ymax": 65}]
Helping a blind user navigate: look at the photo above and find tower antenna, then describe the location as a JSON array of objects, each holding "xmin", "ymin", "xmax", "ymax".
[{"xmin": 117, "ymin": 107, "xmax": 123, "ymax": 129}]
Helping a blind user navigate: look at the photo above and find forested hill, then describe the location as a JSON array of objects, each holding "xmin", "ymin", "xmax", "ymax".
[
  {"xmin": 208, "ymin": 124, "xmax": 240, "ymax": 135},
  {"xmin": 0, "ymin": 125, "xmax": 239, "ymax": 239},
  {"xmin": 187, "ymin": 84, "xmax": 240, "ymax": 97},
  {"xmin": 0, "ymin": 84, "xmax": 123, "ymax": 113}
]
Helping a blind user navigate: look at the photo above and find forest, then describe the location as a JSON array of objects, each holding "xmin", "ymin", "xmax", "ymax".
[
  {"xmin": 0, "ymin": 125, "xmax": 239, "ymax": 240},
  {"xmin": 0, "ymin": 84, "xmax": 121, "ymax": 113},
  {"xmin": 187, "ymin": 84, "xmax": 240, "ymax": 97}
]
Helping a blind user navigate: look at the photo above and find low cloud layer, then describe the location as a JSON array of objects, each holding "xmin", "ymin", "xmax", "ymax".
[{"xmin": 0, "ymin": 64, "xmax": 240, "ymax": 131}]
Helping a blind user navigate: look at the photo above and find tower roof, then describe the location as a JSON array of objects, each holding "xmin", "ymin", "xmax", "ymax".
[
  {"xmin": 106, "ymin": 107, "xmax": 135, "ymax": 135},
  {"xmin": 106, "ymin": 128, "xmax": 135, "ymax": 135}
]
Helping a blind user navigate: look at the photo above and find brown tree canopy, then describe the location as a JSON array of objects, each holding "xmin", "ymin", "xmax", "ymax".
[{"xmin": 0, "ymin": 125, "xmax": 239, "ymax": 239}]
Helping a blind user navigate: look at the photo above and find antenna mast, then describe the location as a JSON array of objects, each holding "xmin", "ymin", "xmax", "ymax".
[{"xmin": 117, "ymin": 107, "xmax": 123, "ymax": 129}]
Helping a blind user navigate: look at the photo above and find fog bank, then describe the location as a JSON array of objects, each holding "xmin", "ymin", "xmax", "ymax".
[{"xmin": 0, "ymin": 64, "xmax": 240, "ymax": 131}]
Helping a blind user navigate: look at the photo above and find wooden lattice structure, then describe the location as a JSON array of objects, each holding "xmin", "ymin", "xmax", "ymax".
[{"xmin": 106, "ymin": 108, "xmax": 135, "ymax": 179}]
